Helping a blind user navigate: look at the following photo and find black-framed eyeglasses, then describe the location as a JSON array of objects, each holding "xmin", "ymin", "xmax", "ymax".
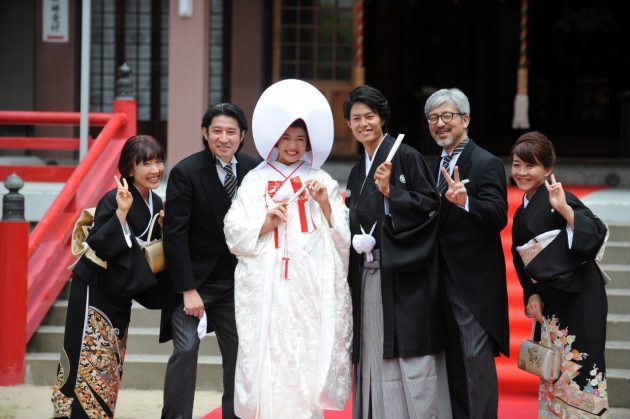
[{"xmin": 426, "ymin": 112, "xmax": 466, "ymax": 125}]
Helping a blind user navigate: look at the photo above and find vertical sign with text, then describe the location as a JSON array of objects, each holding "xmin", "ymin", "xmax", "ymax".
[{"xmin": 43, "ymin": 0, "xmax": 69, "ymax": 43}]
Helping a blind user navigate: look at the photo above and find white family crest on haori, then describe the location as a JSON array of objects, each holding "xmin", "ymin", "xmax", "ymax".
[{"xmin": 252, "ymin": 78, "xmax": 334, "ymax": 169}]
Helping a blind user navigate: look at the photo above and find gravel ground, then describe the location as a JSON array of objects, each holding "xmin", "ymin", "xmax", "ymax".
[{"xmin": 0, "ymin": 384, "xmax": 222, "ymax": 419}]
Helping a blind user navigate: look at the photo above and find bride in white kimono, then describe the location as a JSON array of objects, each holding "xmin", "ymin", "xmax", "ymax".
[{"xmin": 224, "ymin": 79, "xmax": 352, "ymax": 419}]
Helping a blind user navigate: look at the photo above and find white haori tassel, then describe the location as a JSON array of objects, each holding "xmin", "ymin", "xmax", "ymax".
[
  {"xmin": 352, "ymin": 222, "xmax": 377, "ymax": 262},
  {"xmin": 512, "ymin": 93, "xmax": 530, "ymax": 129}
]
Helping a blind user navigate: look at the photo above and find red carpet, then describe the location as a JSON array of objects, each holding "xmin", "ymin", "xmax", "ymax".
[
  {"xmin": 203, "ymin": 395, "xmax": 539, "ymax": 419},
  {"xmin": 204, "ymin": 186, "xmax": 602, "ymax": 419}
]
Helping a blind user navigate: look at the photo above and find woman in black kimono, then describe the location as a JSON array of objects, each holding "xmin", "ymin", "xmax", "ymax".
[
  {"xmin": 52, "ymin": 135, "xmax": 168, "ymax": 418},
  {"xmin": 510, "ymin": 131, "xmax": 609, "ymax": 417}
]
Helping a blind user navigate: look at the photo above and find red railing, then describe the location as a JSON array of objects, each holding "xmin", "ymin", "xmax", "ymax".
[
  {"xmin": 0, "ymin": 111, "xmax": 114, "ymax": 182},
  {"xmin": 0, "ymin": 99, "xmax": 136, "ymax": 339}
]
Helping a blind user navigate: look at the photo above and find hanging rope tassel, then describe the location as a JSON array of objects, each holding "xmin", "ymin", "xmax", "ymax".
[
  {"xmin": 281, "ymin": 222, "xmax": 290, "ymax": 279},
  {"xmin": 512, "ymin": 0, "xmax": 530, "ymax": 129},
  {"xmin": 281, "ymin": 256, "xmax": 290, "ymax": 280},
  {"xmin": 354, "ymin": 0, "xmax": 365, "ymax": 85}
]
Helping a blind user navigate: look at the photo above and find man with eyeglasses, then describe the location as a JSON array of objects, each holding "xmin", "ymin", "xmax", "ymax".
[{"xmin": 424, "ymin": 88, "xmax": 509, "ymax": 419}]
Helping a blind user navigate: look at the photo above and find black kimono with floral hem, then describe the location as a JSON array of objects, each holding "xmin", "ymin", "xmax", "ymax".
[
  {"xmin": 511, "ymin": 186, "xmax": 609, "ymax": 416},
  {"xmin": 51, "ymin": 186, "xmax": 170, "ymax": 418}
]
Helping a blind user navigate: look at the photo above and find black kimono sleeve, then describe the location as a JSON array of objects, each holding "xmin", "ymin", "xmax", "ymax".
[
  {"xmin": 163, "ymin": 164, "xmax": 198, "ymax": 294},
  {"xmin": 381, "ymin": 147, "xmax": 440, "ymax": 272},
  {"xmin": 467, "ymin": 157, "xmax": 508, "ymax": 233},
  {"xmin": 516, "ymin": 191, "xmax": 607, "ymax": 295},
  {"xmin": 86, "ymin": 189, "xmax": 158, "ymax": 298},
  {"xmin": 87, "ymin": 190, "xmax": 134, "ymax": 261}
]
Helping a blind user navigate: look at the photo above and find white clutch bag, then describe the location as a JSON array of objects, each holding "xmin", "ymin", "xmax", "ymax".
[
  {"xmin": 516, "ymin": 229, "xmax": 560, "ymax": 267},
  {"xmin": 517, "ymin": 320, "xmax": 561, "ymax": 381}
]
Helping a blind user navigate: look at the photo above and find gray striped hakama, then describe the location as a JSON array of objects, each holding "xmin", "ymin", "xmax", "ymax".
[{"xmin": 353, "ymin": 253, "xmax": 452, "ymax": 419}]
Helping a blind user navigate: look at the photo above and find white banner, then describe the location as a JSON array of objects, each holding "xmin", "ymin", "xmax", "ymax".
[{"xmin": 43, "ymin": 0, "xmax": 69, "ymax": 43}]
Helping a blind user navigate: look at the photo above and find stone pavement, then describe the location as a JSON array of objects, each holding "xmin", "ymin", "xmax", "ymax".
[
  {"xmin": 2, "ymin": 385, "xmax": 630, "ymax": 418},
  {"xmin": 0, "ymin": 384, "xmax": 222, "ymax": 419}
]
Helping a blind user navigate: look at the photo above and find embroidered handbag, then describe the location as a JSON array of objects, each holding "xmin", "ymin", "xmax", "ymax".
[
  {"xmin": 517, "ymin": 320, "xmax": 561, "ymax": 381},
  {"xmin": 141, "ymin": 212, "xmax": 165, "ymax": 273}
]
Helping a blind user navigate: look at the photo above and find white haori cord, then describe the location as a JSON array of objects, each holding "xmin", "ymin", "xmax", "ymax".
[{"xmin": 352, "ymin": 221, "xmax": 377, "ymax": 262}]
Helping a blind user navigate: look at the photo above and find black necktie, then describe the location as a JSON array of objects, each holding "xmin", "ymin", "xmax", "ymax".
[
  {"xmin": 218, "ymin": 160, "xmax": 237, "ymax": 201},
  {"xmin": 438, "ymin": 138, "xmax": 469, "ymax": 195}
]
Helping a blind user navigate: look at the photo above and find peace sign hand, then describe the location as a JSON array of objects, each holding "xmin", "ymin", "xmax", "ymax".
[
  {"xmin": 544, "ymin": 173, "xmax": 567, "ymax": 212},
  {"xmin": 114, "ymin": 175, "xmax": 133, "ymax": 214},
  {"xmin": 545, "ymin": 173, "xmax": 575, "ymax": 227},
  {"xmin": 441, "ymin": 166, "xmax": 468, "ymax": 207}
]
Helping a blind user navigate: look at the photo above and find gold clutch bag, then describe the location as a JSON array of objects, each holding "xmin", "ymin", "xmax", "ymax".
[
  {"xmin": 141, "ymin": 212, "xmax": 165, "ymax": 273},
  {"xmin": 517, "ymin": 321, "xmax": 560, "ymax": 381},
  {"xmin": 69, "ymin": 207, "xmax": 107, "ymax": 270}
]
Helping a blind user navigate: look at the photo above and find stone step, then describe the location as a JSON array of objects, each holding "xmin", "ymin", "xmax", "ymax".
[
  {"xmin": 606, "ymin": 341, "xmax": 630, "ymax": 370},
  {"xmin": 608, "ymin": 225, "xmax": 630, "ymax": 242},
  {"xmin": 610, "ymin": 408, "xmax": 630, "ymax": 417},
  {"xmin": 25, "ymin": 352, "xmax": 224, "ymax": 391},
  {"xmin": 602, "ymin": 265, "xmax": 630, "ymax": 289},
  {"xmin": 28, "ymin": 326, "xmax": 221, "ymax": 356},
  {"xmin": 606, "ymin": 288, "xmax": 630, "ymax": 315},
  {"xmin": 607, "ymin": 314, "xmax": 630, "ymax": 341},
  {"xmin": 41, "ymin": 300, "xmax": 164, "ymax": 328},
  {"xmin": 602, "ymin": 242, "xmax": 630, "ymax": 265},
  {"xmin": 607, "ymin": 368, "xmax": 630, "ymax": 409}
]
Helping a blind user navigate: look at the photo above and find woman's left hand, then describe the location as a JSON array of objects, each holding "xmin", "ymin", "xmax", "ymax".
[
  {"xmin": 525, "ymin": 293, "xmax": 545, "ymax": 324},
  {"xmin": 545, "ymin": 174, "xmax": 574, "ymax": 227},
  {"xmin": 545, "ymin": 174, "xmax": 567, "ymax": 212},
  {"xmin": 158, "ymin": 209, "xmax": 165, "ymax": 229},
  {"xmin": 114, "ymin": 175, "xmax": 133, "ymax": 212},
  {"xmin": 307, "ymin": 179, "xmax": 333, "ymax": 227},
  {"xmin": 114, "ymin": 175, "xmax": 132, "ymax": 225},
  {"xmin": 307, "ymin": 179, "xmax": 329, "ymax": 206}
]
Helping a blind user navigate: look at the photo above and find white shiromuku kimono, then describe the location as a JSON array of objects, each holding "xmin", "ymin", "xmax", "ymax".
[{"xmin": 224, "ymin": 159, "xmax": 353, "ymax": 419}]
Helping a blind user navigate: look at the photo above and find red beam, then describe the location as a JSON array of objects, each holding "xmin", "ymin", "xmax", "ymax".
[
  {"xmin": 0, "ymin": 165, "xmax": 76, "ymax": 182},
  {"xmin": 0, "ymin": 111, "xmax": 112, "ymax": 126},
  {"xmin": 28, "ymin": 112, "xmax": 127, "ymax": 257},
  {"xmin": 1, "ymin": 100, "xmax": 138, "ymax": 340},
  {"xmin": 0, "ymin": 137, "xmax": 96, "ymax": 150}
]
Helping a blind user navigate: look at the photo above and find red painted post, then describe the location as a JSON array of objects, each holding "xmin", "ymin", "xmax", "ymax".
[
  {"xmin": 0, "ymin": 174, "xmax": 28, "ymax": 385},
  {"xmin": 113, "ymin": 99, "xmax": 137, "ymax": 139}
]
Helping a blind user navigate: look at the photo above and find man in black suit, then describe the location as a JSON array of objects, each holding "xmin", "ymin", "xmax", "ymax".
[
  {"xmin": 160, "ymin": 103, "xmax": 259, "ymax": 419},
  {"xmin": 425, "ymin": 88, "xmax": 509, "ymax": 419}
]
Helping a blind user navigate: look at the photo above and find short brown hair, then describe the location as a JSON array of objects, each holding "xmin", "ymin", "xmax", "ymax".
[
  {"xmin": 510, "ymin": 131, "xmax": 556, "ymax": 169},
  {"xmin": 118, "ymin": 135, "xmax": 164, "ymax": 184}
]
